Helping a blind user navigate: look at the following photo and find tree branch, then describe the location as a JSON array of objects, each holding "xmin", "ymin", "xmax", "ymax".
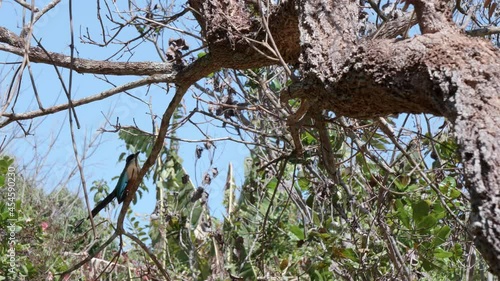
[
  {"xmin": 0, "ymin": 27, "xmax": 174, "ymax": 76},
  {"xmin": 0, "ymin": 74, "xmax": 175, "ymax": 128}
]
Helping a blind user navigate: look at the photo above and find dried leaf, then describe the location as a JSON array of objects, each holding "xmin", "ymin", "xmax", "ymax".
[
  {"xmin": 204, "ymin": 140, "xmax": 213, "ymax": 150},
  {"xmin": 216, "ymin": 94, "xmax": 237, "ymax": 118},
  {"xmin": 489, "ymin": 2, "xmax": 497, "ymax": 19},
  {"xmin": 166, "ymin": 38, "xmax": 189, "ymax": 64},
  {"xmin": 182, "ymin": 174, "xmax": 189, "ymax": 184},
  {"xmin": 201, "ymin": 191, "xmax": 209, "ymax": 204},
  {"xmin": 190, "ymin": 187, "xmax": 204, "ymax": 202},
  {"xmin": 203, "ymin": 172, "xmax": 212, "ymax": 185},
  {"xmin": 195, "ymin": 145, "xmax": 203, "ymax": 159}
]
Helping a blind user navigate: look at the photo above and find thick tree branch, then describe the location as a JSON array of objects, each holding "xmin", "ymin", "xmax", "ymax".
[
  {"xmin": 297, "ymin": 0, "xmax": 358, "ymax": 80},
  {"xmin": 452, "ymin": 61, "xmax": 500, "ymax": 275},
  {"xmin": 286, "ymin": 32, "xmax": 499, "ymax": 119},
  {"xmin": 406, "ymin": 0, "xmax": 454, "ymax": 34}
]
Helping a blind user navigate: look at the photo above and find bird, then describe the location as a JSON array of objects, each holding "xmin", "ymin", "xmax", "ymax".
[{"xmin": 75, "ymin": 152, "xmax": 140, "ymax": 228}]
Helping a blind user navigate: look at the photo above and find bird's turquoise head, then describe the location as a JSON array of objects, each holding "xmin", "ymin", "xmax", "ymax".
[{"xmin": 126, "ymin": 152, "xmax": 140, "ymax": 164}]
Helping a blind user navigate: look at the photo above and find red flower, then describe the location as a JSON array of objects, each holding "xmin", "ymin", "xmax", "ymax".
[{"xmin": 40, "ymin": 222, "xmax": 49, "ymax": 232}]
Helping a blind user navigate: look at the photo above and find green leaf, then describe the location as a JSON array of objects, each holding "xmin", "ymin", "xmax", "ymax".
[
  {"xmin": 310, "ymin": 270, "xmax": 323, "ymax": 281},
  {"xmin": 301, "ymin": 131, "xmax": 317, "ymax": 146},
  {"xmin": 312, "ymin": 212, "xmax": 321, "ymax": 225},
  {"xmin": 197, "ymin": 51, "xmax": 206, "ymax": 58},
  {"xmin": 441, "ymin": 176, "xmax": 456, "ymax": 188},
  {"xmin": 452, "ymin": 243, "xmax": 463, "ymax": 258},
  {"xmin": 406, "ymin": 184, "xmax": 419, "ymax": 192},
  {"xmin": 342, "ymin": 248, "xmax": 359, "ymax": 262},
  {"xmin": 394, "ymin": 179, "xmax": 408, "ymax": 191},
  {"xmin": 289, "ymin": 225, "xmax": 305, "ymax": 240},
  {"xmin": 306, "ymin": 194, "xmax": 314, "ymax": 208},
  {"xmin": 270, "ymin": 79, "xmax": 282, "ymax": 92},
  {"xmin": 395, "ymin": 199, "xmax": 411, "ymax": 229},
  {"xmin": 434, "ymin": 248, "xmax": 453, "ymax": 259},
  {"xmin": 288, "ymin": 98, "xmax": 299, "ymax": 107},
  {"xmin": 259, "ymin": 199, "xmax": 270, "ymax": 215},
  {"xmin": 0, "ymin": 156, "xmax": 14, "ymax": 187},
  {"xmin": 412, "ymin": 200, "xmax": 430, "ymax": 223},
  {"xmin": 297, "ymin": 177, "xmax": 310, "ymax": 190},
  {"xmin": 449, "ymin": 188, "xmax": 461, "ymax": 199},
  {"xmin": 439, "ymin": 176, "xmax": 461, "ymax": 199},
  {"xmin": 266, "ymin": 178, "xmax": 278, "ymax": 190},
  {"xmin": 432, "ymin": 225, "xmax": 451, "ymax": 247},
  {"xmin": 421, "ymin": 257, "xmax": 437, "ymax": 271},
  {"xmin": 432, "ymin": 202, "xmax": 446, "ymax": 220},
  {"xmin": 239, "ymin": 262, "xmax": 256, "ymax": 279},
  {"xmin": 20, "ymin": 265, "xmax": 29, "ymax": 275},
  {"xmin": 416, "ymin": 215, "xmax": 437, "ymax": 232}
]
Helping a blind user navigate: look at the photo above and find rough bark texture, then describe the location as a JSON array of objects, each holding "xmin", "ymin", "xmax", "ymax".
[
  {"xmin": 189, "ymin": 0, "xmax": 300, "ymax": 68},
  {"xmin": 186, "ymin": 0, "xmax": 500, "ymax": 275},
  {"xmin": 451, "ymin": 43, "xmax": 500, "ymax": 275},
  {"xmin": 297, "ymin": 0, "xmax": 357, "ymax": 80}
]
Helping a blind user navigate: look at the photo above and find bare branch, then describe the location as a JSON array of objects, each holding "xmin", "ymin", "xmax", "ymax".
[
  {"xmin": 467, "ymin": 26, "xmax": 500, "ymax": 36},
  {"xmin": 0, "ymin": 26, "xmax": 174, "ymax": 76},
  {"xmin": 0, "ymin": 74, "xmax": 175, "ymax": 128}
]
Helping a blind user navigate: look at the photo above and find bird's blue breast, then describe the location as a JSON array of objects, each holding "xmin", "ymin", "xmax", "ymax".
[{"xmin": 115, "ymin": 169, "xmax": 129, "ymax": 202}]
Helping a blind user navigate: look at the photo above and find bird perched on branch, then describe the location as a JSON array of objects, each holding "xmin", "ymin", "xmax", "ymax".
[{"xmin": 75, "ymin": 152, "xmax": 140, "ymax": 228}]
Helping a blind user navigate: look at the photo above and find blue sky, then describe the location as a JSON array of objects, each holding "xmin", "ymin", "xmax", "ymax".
[{"xmin": 0, "ymin": 0, "xmax": 248, "ymax": 225}]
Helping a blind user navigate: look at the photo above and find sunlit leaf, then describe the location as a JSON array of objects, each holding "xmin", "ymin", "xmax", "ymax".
[
  {"xmin": 433, "ymin": 225, "xmax": 451, "ymax": 247},
  {"xmin": 342, "ymin": 248, "xmax": 359, "ymax": 262},
  {"xmin": 434, "ymin": 248, "xmax": 453, "ymax": 259}
]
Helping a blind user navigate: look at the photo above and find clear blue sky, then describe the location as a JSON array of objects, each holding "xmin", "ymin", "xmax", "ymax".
[{"xmin": 0, "ymin": 0, "xmax": 248, "ymax": 224}]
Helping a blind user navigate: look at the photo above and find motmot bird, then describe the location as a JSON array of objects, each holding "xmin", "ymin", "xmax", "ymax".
[{"xmin": 75, "ymin": 152, "xmax": 140, "ymax": 228}]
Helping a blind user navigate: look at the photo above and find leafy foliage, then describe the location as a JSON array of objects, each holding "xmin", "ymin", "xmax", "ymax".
[
  {"xmin": 164, "ymin": 67, "xmax": 490, "ymax": 280},
  {"xmin": 0, "ymin": 156, "xmax": 83, "ymax": 280}
]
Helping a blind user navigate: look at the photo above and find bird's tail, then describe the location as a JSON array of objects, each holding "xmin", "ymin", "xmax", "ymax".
[{"xmin": 74, "ymin": 191, "xmax": 116, "ymax": 229}]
